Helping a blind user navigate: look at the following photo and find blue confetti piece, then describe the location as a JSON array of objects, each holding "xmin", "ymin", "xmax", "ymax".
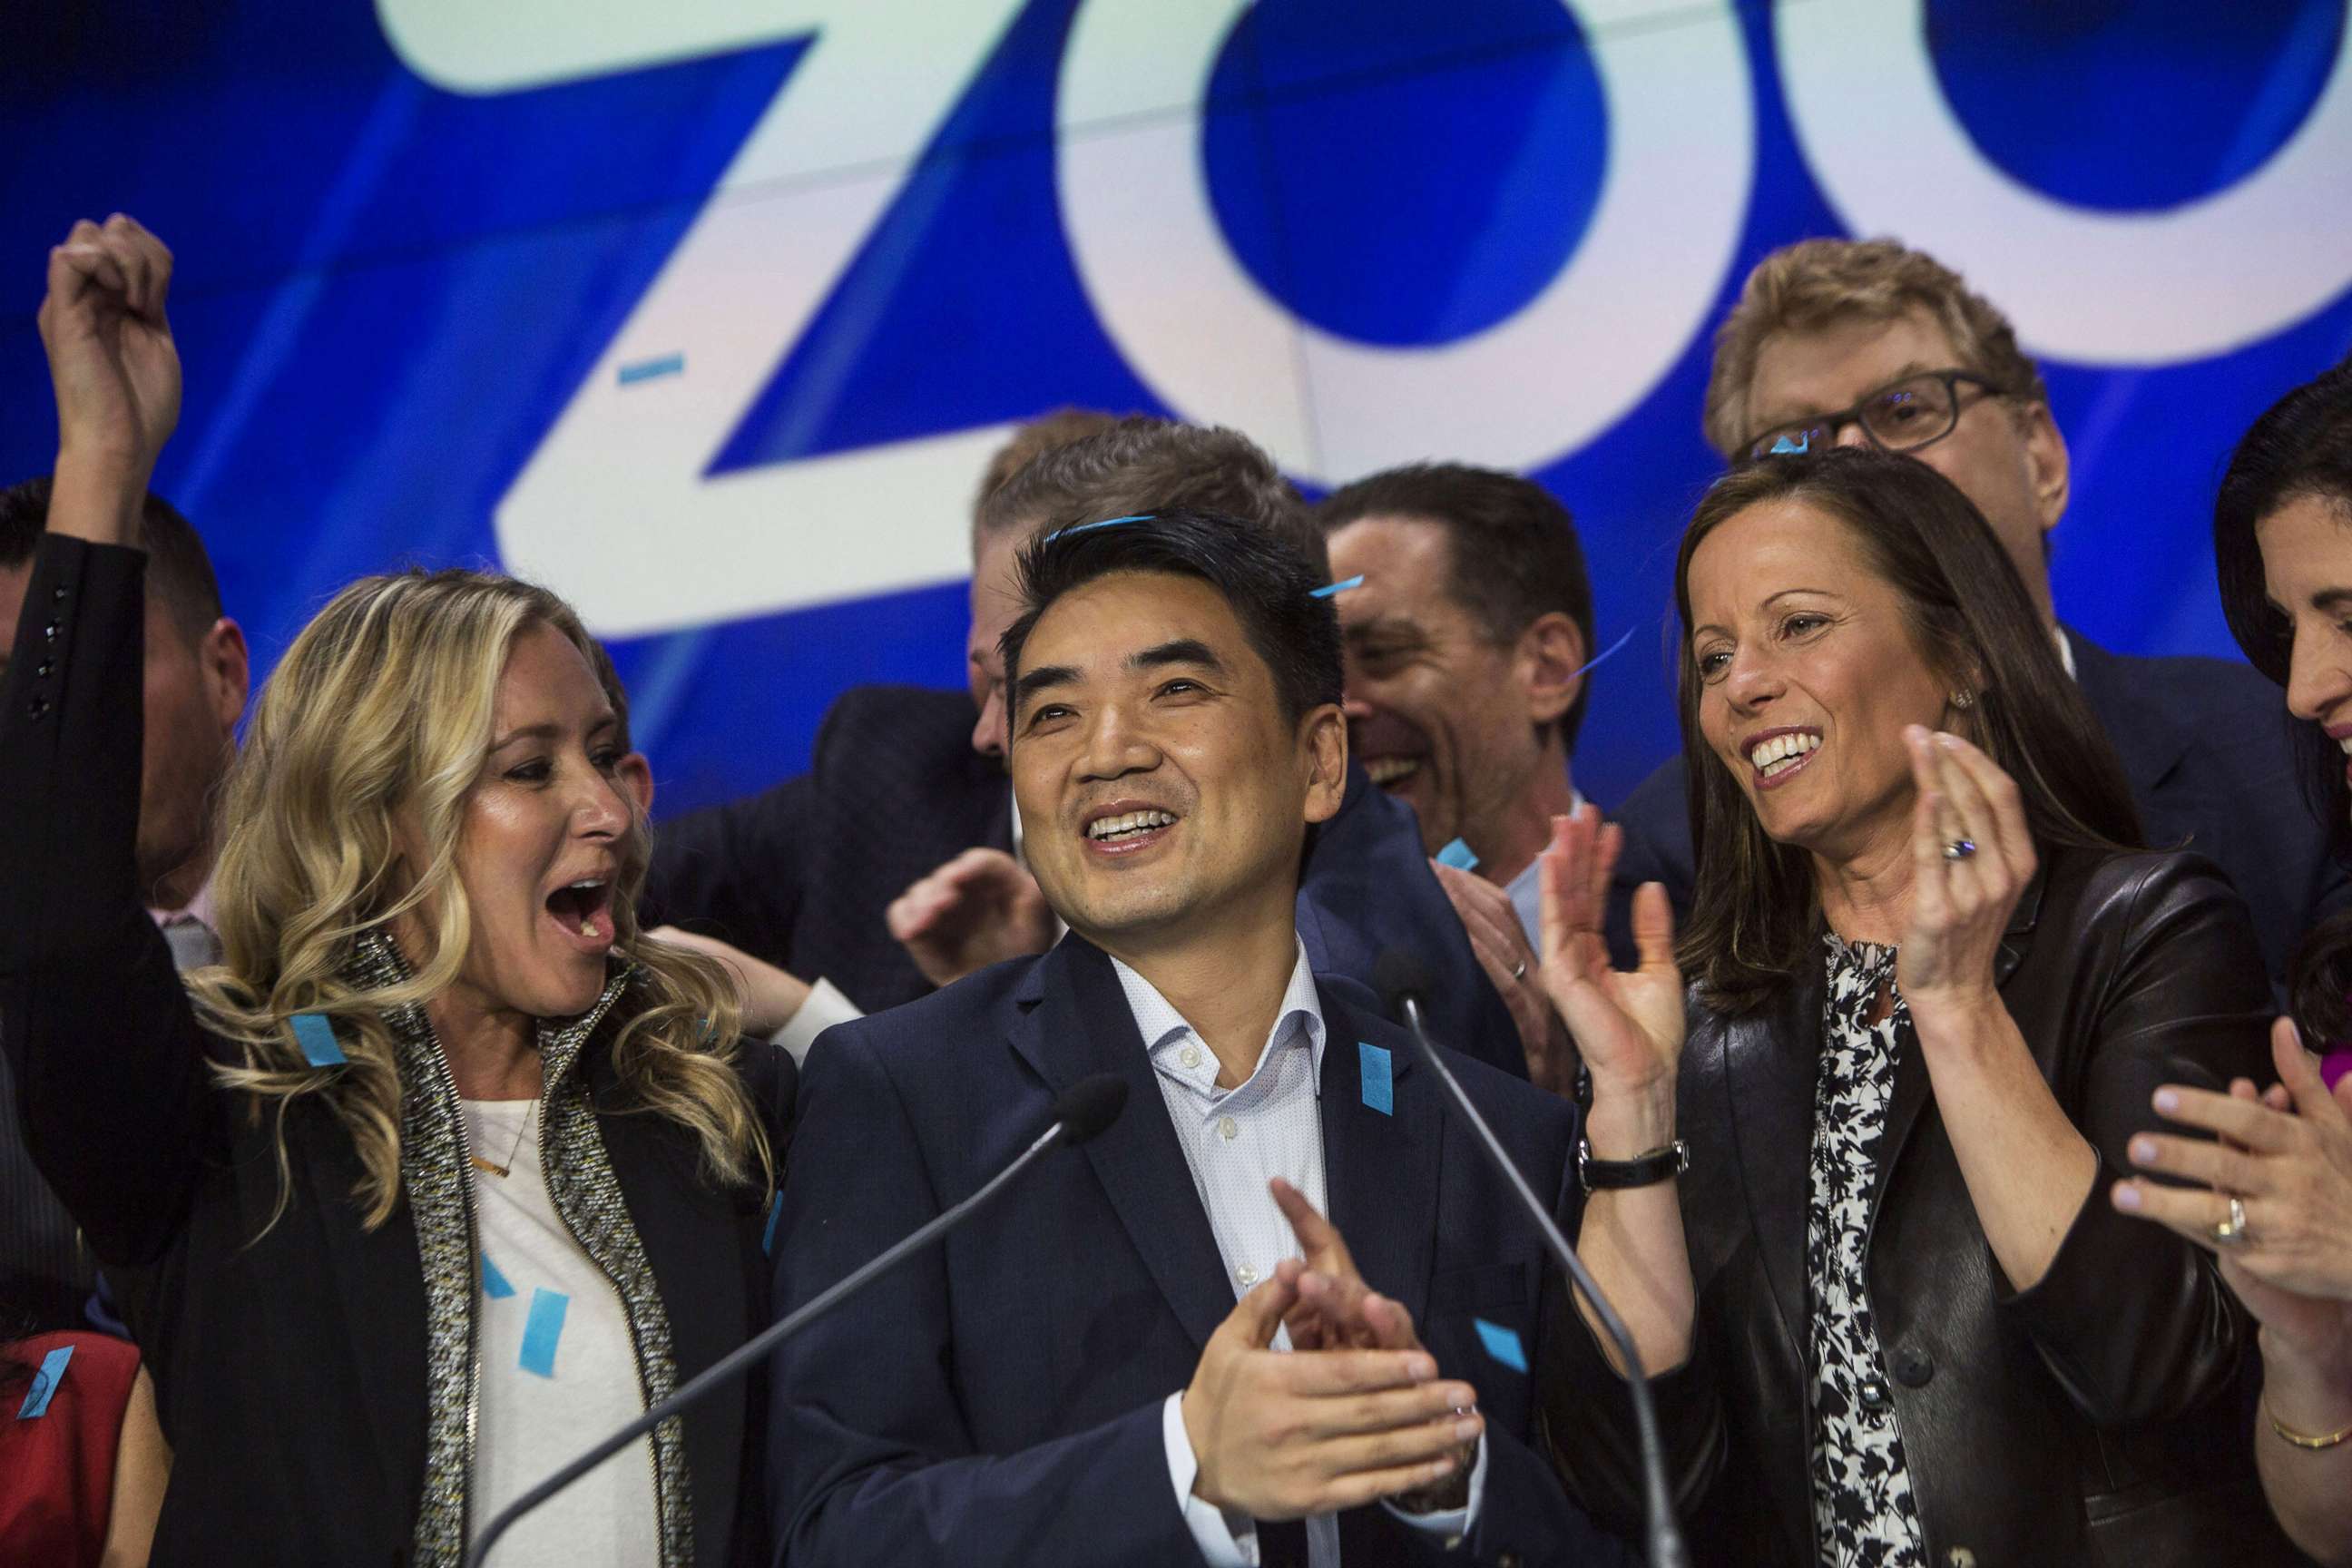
[
  {"xmin": 290, "ymin": 1013, "xmax": 346, "ymax": 1067},
  {"xmin": 481, "ymin": 1251, "xmax": 516, "ymax": 1300},
  {"xmin": 1357, "ymin": 1042, "xmax": 1394, "ymax": 1116},
  {"xmin": 1561, "ymin": 623, "xmax": 1639, "ymax": 685},
  {"xmin": 519, "ymin": 1289, "xmax": 569, "ymax": 1378},
  {"xmin": 762, "ymin": 1194, "xmax": 782, "ymax": 1257},
  {"xmin": 1309, "ymin": 573, "xmax": 1365, "ymax": 600},
  {"xmin": 1041, "ymin": 513, "xmax": 1152, "ymax": 544},
  {"xmin": 1473, "ymin": 1318, "xmax": 1527, "ymax": 1374},
  {"xmin": 617, "ymin": 352, "xmax": 684, "ymax": 387},
  {"xmin": 1436, "ymin": 838, "xmax": 1480, "ymax": 872},
  {"xmin": 15, "ymin": 1345, "xmax": 72, "ymax": 1419},
  {"xmin": 1768, "ymin": 433, "xmax": 1810, "ymax": 456}
]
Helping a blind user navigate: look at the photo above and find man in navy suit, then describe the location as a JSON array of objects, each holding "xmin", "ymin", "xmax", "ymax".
[
  {"xmin": 652, "ymin": 416, "xmax": 1525, "ymax": 1077},
  {"xmin": 771, "ymin": 511, "xmax": 1626, "ymax": 1565},
  {"xmin": 1608, "ymin": 238, "xmax": 2347, "ymax": 984}
]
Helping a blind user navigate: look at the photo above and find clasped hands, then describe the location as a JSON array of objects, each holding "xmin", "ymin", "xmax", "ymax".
[{"xmin": 1181, "ymin": 1179, "xmax": 1482, "ymax": 1523}]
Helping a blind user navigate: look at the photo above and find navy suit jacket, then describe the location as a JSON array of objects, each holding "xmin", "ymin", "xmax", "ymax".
[
  {"xmin": 769, "ymin": 936, "xmax": 1629, "ymax": 1567},
  {"xmin": 649, "ymin": 683, "xmax": 1526, "ymax": 1077},
  {"xmin": 1606, "ymin": 632, "xmax": 2349, "ymax": 989}
]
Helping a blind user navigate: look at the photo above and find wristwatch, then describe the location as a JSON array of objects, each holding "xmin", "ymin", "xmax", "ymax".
[{"xmin": 1576, "ymin": 1135, "xmax": 1689, "ymax": 1192}]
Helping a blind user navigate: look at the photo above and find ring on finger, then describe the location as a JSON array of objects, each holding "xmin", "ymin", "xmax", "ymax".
[
  {"xmin": 2212, "ymin": 1194, "xmax": 2253, "ymax": 1247},
  {"xmin": 1511, "ymin": 960, "xmax": 1526, "ymax": 981},
  {"xmin": 1943, "ymin": 838, "xmax": 1976, "ymax": 860}
]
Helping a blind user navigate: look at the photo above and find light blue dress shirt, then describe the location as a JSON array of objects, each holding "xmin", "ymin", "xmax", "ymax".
[{"xmin": 1109, "ymin": 942, "xmax": 1485, "ymax": 1565}]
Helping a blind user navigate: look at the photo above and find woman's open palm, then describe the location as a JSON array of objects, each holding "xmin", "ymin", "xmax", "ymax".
[{"xmin": 1536, "ymin": 806, "xmax": 1684, "ymax": 1099}]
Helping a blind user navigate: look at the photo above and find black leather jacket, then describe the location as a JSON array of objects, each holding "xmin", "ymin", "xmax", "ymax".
[{"xmin": 1544, "ymin": 845, "xmax": 2307, "ymax": 1566}]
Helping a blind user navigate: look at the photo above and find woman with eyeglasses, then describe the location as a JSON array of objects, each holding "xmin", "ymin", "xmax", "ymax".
[
  {"xmin": 1535, "ymin": 447, "xmax": 2290, "ymax": 1565},
  {"xmin": 2113, "ymin": 359, "xmax": 2352, "ymax": 1565}
]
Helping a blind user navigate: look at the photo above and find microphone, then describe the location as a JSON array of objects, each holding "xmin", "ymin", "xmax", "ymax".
[
  {"xmin": 464, "ymin": 1072, "xmax": 1130, "ymax": 1567},
  {"xmin": 1370, "ymin": 950, "xmax": 1686, "ymax": 1568}
]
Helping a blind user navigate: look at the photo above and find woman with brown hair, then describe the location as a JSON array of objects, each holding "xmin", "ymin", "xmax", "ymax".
[
  {"xmin": 1537, "ymin": 446, "xmax": 2288, "ymax": 1564},
  {"xmin": 0, "ymin": 219, "xmax": 789, "ymax": 1565}
]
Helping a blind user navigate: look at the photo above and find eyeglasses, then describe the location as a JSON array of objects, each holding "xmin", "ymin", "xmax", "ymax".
[{"xmin": 1739, "ymin": 369, "xmax": 2008, "ymax": 466}]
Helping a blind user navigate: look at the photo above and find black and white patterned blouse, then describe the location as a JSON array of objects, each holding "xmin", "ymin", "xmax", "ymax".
[{"xmin": 1807, "ymin": 935, "xmax": 1926, "ymax": 1567}]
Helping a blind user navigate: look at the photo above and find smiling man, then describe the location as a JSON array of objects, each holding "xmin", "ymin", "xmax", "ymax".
[
  {"xmin": 1606, "ymin": 238, "xmax": 2347, "ymax": 987},
  {"xmin": 1316, "ymin": 466, "xmax": 1596, "ymax": 1090},
  {"xmin": 771, "ymin": 512, "xmax": 1626, "ymax": 1568}
]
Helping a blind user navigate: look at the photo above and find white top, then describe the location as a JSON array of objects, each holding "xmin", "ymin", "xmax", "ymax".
[
  {"xmin": 462, "ymin": 1098, "xmax": 662, "ymax": 1567},
  {"xmin": 1109, "ymin": 943, "xmax": 1484, "ymax": 1566}
]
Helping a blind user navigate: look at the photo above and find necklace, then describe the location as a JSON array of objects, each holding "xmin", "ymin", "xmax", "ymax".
[{"xmin": 470, "ymin": 1100, "xmax": 537, "ymax": 1180}]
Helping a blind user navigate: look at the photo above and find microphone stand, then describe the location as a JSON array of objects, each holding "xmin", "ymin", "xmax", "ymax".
[
  {"xmin": 1393, "ymin": 992, "xmax": 1688, "ymax": 1568},
  {"xmin": 464, "ymin": 1109, "xmax": 1091, "ymax": 1566}
]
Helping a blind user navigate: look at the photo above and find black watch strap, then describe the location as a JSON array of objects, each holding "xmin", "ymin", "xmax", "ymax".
[{"xmin": 1576, "ymin": 1135, "xmax": 1689, "ymax": 1192}]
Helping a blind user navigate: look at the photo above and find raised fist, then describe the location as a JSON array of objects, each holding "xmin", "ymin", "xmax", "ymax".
[{"xmin": 38, "ymin": 214, "xmax": 180, "ymax": 484}]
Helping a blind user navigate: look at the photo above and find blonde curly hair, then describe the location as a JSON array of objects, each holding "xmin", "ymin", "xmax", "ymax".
[{"xmin": 187, "ymin": 568, "xmax": 768, "ymax": 1229}]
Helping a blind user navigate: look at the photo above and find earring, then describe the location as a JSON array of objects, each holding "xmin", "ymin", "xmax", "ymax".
[{"xmin": 1950, "ymin": 691, "xmax": 1975, "ymax": 709}]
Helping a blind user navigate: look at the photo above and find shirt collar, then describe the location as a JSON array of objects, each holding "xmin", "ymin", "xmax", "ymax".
[
  {"xmin": 148, "ymin": 869, "xmax": 218, "ymax": 934},
  {"xmin": 1501, "ymin": 787, "xmax": 1584, "ymax": 926},
  {"xmin": 1109, "ymin": 939, "xmax": 1326, "ymax": 1090}
]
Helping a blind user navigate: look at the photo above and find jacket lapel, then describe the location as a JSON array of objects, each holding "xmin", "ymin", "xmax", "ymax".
[
  {"xmin": 2067, "ymin": 628, "xmax": 2192, "ymax": 805},
  {"xmin": 1722, "ymin": 965, "xmax": 1823, "ymax": 1357},
  {"xmin": 1006, "ymin": 937, "xmax": 1237, "ymax": 1352},
  {"xmin": 1317, "ymin": 989, "xmax": 1439, "ymax": 1335}
]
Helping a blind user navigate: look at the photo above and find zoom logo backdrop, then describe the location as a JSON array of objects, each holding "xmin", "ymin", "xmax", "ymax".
[{"xmin": 1, "ymin": 0, "xmax": 2347, "ymax": 811}]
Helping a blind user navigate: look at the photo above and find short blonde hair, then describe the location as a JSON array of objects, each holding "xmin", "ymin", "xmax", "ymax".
[
  {"xmin": 1702, "ymin": 237, "xmax": 2048, "ymax": 459},
  {"xmin": 191, "ymin": 568, "xmax": 766, "ymax": 1229}
]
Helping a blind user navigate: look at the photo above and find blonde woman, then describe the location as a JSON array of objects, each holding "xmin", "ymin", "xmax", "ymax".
[{"xmin": 0, "ymin": 218, "xmax": 789, "ymax": 1567}]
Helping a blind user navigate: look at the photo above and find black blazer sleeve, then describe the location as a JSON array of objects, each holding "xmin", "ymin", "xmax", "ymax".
[
  {"xmin": 642, "ymin": 771, "xmax": 815, "ymax": 967},
  {"xmin": 1995, "ymin": 853, "xmax": 2270, "ymax": 1426},
  {"xmin": 0, "ymin": 535, "xmax": 214, "ymax": 1266}
]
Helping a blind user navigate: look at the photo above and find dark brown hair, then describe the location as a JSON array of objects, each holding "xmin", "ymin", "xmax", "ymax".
[
  {"xmin": 1314, "ymin": 461, "xmax": 1596, "ymax": 750},
  {"xmin": 2213, "ymin": 358, "xmax": 2352, "ymax": 866},
  {"xmin": 0, "ymin": 475, "xmax": 223, "ymax": 642},
  {"xmin": 1673, "ymin": 447, "xmax": 2141, "ymax": 1014}
]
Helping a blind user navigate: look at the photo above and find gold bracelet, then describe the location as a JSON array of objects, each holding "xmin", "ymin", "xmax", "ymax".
[{"xmin": 2267, "ymin": 1398, "xmax": 2352, "ymax": 1451}]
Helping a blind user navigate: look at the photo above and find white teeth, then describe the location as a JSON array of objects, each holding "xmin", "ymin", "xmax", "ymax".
[
  {"xmin": 2338, "ymin": 737, "xmax": 2352, "ymax": 757},
  {"xmin": 1747, "ymin": 732, "xmax": 1821, "ymax": 772},
  {"xmin": 1365, "ymin": 756, "xmax": 1420, "ymax": 785},
  {"xmin": 1087, "ymin": 809, "xmax": 1177, "ymax": 841},
  {"xmin": 567, "ymin": 878, "xmax": 604, "ymax": 891}
]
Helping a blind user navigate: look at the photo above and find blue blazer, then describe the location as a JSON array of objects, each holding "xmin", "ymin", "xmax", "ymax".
[
  {"xmin": 1606, "ymin": 632, "xmax": 2349, "ymax": 990},
  {"xmin": 651, "ymin": 683, "xmax": 1526, "ymax": 1078},
  {"xmin": 769, "ymin": 936, "xmax": 1630, "ymax": 1567}
]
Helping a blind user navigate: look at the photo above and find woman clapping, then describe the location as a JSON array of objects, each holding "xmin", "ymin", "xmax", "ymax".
[
  {"xmin": 0, "ymin": 218, "xmax": 790, "ymax": 1566},
  {"xmin": 1537, "ymin": 448, "xmax": 2288, "ymax": 1565}
]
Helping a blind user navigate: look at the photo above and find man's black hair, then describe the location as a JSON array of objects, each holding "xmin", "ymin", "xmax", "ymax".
[
  {"xmin": 1314, "ymin": 463, "xmax": 1596, "ymax": 751},
  {"xmin": 0, "ymin": 475, "xmax": 223, "ymax": 641},
  {"xmin": 999, "ymin": 508, "xmax": 1342, "ymax": 734}
]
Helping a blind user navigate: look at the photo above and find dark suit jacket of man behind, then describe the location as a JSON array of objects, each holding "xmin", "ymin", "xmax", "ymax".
[
  {"xmin": 1606, "ymin": 631, "xmax": 2350, "ymax": 986},
  {"xmin": 769, "ymin": 936, "xmax": 1630, "ymax": 1566},
  {"xmin": 646, "ymin": 683, "xmax": 1530, "ymax": 1076}
]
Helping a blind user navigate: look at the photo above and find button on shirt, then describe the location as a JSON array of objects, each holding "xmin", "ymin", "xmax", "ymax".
[{"xmin": 1112, "ymin": 942, "xmax": 1484, "ymax": 1566}]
